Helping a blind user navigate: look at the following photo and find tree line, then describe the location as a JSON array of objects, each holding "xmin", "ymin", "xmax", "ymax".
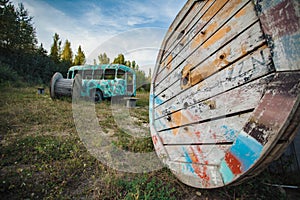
[
  {"xmin": 0, "ymin": 0, "xmax": 75, "ymax": 85},
  {"xmin": 0, "ymin": 0, "xmax": 151, "ymax": 89}
]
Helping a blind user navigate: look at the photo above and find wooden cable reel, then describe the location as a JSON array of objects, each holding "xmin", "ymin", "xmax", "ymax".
[
  {"xmin": 50, "ymin": 72, "xmax": 73, "ymax": 99},
  {"xmin": 149, "ymin": 0, "xmax": 300, "ymax": 188}
]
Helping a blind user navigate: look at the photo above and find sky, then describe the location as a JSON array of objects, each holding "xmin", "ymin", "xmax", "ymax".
[{"xmin": 12, "ymin": 0, "xmax": 186, "ymax": 74}]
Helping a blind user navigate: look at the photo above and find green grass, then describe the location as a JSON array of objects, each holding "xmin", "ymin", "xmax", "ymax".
[{"xmin": 0, "ymin": 86, "xmax": 293, "ymax": 199}]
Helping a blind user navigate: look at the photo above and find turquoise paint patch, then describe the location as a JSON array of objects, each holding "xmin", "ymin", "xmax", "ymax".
[
  {"xmin": 221, "ymin": 125, "xmax": 238, "ymax": 141},
  {"xmin": 182, "ymin": 147, "xmax": 194, "ymax": 173},
  {"xmin": 230, "ymin": 131, "xmax": 263, "ymax": 172},
  {"xmin": 154, "ymin": 96, "xmax": 164, "ymax": 105},
  {"xmin": 219, "ymin": 160, "xmax": 234, "ymax": 184}
]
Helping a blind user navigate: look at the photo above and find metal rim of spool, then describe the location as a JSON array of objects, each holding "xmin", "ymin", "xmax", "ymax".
[{"xmin": 50, "ymin": 72, "xmax": 63, "ymax": 99}]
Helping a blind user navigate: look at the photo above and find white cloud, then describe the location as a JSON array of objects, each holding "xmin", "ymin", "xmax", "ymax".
[
  {"xmin": 87, "ymin": 27, "xmax": 166, "ymax": 74},
  {"xmin": 11, "ymin": 0, "xmax": 185, "ymax": 73}
]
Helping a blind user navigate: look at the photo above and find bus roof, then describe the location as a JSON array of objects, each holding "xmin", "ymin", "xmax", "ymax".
[{"xmin": 68, "ymin": 64, "xmax": 135, "ymax": 74}]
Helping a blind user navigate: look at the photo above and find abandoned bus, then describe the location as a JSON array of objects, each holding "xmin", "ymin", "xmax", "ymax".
[{"xmin": 67, "ymin": 64, "xmax": 136, "ymax": 102}]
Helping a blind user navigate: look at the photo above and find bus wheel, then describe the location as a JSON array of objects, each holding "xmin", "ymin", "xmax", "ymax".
[{"xmin": 94, "ymin": 90, "xmax": 103, "ymax": 103}]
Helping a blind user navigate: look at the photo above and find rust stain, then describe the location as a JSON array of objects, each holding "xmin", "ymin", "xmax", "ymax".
[
  {"xmin": 190, "ymin": 70, "xmax": 204, "ymax": 86},
  {"xmin": 222, "ymin": 0, "xmax": 241, "ymax": 19},
  {"xmin": 183, "ymin": 127, "xmax": 193, "ymax": 137},
  {"xmin": 172, "ymin": 111, "xmax": 182, "ymax": 126},
  {"xmin": 205, "ymin": 21, "xmax": 218, "ymax": 35},
  {"xmin": 202, "ymin": 0, "xmax": 229, "ymax": 22},
  {"xmin": 166, "ymin": 63, "xmax": 172, "ymax": 71},
  {"xmin": 241, "ymin": 43, "xmax": 248, "ymax": 55},
  {"xmin": 180, "ymin": 36, "xmax": 188, "ymax": 46},
  {"xmin": 169, "ymin": 111, "xmax": 183, "ymax": 135},
  {"xmin": 181, "ymin": 63, "xmax": 194, "ymax": 89},
  {"xmin": 192, "ymin": 22, "xmax": 219, "ymax": 49},
  {"xmin": 167, "ymin": 54, "xmax": 173, "ymax": 65},
  {"xmin": 191, "ymin": 34, "xmax": 202, "ymax": 50},
  {"xmin": 203, "ymin": 25, "xmax": 232, "ymax": 49},
  {"xmin": 191, "ymin": 23, "xmax": 218, "ymax": 49},
  {"xmin": 204, "ymin": 100, "xmax": 216, "ymax": 110},
  {"xmin": 168, "ymin": 109, "xmax": 198, "ymax": 135},
  {"xmin": 164, "ymin": 55, "xmax": 173, "ymax": 71},
  {"xmin": 235, "ymin": 4, "xmax": 247, "ymax": 18},
  {"xmin": 189, "ymin": 48, "xmax": 231, "ymax": 87}
]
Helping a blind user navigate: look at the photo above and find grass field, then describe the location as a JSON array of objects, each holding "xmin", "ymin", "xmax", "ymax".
[{"xmin": 0, "ymin": 86, "xmax": 292, "ymax": 199}]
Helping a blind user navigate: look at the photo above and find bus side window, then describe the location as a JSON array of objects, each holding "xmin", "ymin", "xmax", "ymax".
[
  {"xmin": 83, "ymin": 70, "xmax": 93, "ymax": 79},
  {"xmin": 93, "ymin": 69, "xmax": 103, "ymax": 80},
  {"xmin": 117, "ymin": 69, "xmax": 125, "ymax": 79},
  {"xmin": 104, "ymin": 69, "xmax": 116, "ymax": 80},
  {"xmin": 68, "ymin": 71, "xmax": 73, "ymax": 79}
]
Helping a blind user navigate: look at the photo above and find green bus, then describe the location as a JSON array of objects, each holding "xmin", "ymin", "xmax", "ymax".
[{"xmin": 67, "ymin": 64, "xmax": 136, "ymax": 102}]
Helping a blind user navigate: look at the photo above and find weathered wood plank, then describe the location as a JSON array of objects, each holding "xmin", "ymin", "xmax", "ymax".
[
  {"xmin": 168, "ymin": 161, "xmax": 224, "ymax": 188},
  {"xmin": 160, "ymin": 0, "xmax": 215, "ymax": 65},
  {"xmin": 254, "ymin": 0, "xmax": 300, "ymax": 71},
  {"xmin": 154, "ymin": 22, "xmax": 267, "ymax": 107},
  {"xmin": 161, "ymin": 1, "xmax": 208, "ymax": 58},
  {"xmin": 154, "ymin": 45, "xmax": 274, "ymax": 110},
  {"xmin": 154, "ymin": 75, "xmax": 273, "ymax": 133},
  {"xmin": 155, "ymin": 0, "xmax": 215, "ymax": 82},
  {"xmin": 166, "ymin": 145, "xmax": 231, "ymax": 165},
  {"xmin": 161, "ymin": 0, "xmax": 251, "ymax": 70},
  {"xmin": 155, "ymin": 0, "xmax": 229, "ymax": 84},
  {"xmin": 159, "ymin": 113, "xmax": 252, "ymax": 145},
  {"xmin": 155, "ymin": 0, "xmax": 257, "ymax": 86},
  {"xmin": 154, "ymin": 13, "xmax": 263, "ymax": 101}
]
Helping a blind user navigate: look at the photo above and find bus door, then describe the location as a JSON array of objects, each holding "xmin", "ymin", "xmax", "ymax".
[{"xmin": 126, "ymin": 72, "xmax": 134, "ymax": 95}]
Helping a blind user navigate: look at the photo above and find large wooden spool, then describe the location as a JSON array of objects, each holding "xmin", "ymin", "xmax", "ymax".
[
  {"xmin": 150, "ymin": 0, "xmax": 300, "ymax": 188},
  {"xmin": 50, "ymin": 72, "xmax": 73, "ymax": 99}
]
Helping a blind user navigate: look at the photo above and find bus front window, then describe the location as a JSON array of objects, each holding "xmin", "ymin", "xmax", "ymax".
[{"xmin": 68, "ymin": 71, "xmax": 73, "ymax": 79}]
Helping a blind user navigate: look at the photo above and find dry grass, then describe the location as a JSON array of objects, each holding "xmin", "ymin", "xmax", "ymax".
[{"xmin": 0, "ymin": 86, "xmax": 289, "ymax": 199}]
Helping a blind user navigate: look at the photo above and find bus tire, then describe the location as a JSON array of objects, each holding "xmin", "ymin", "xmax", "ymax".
[{"xmin": 94, "ymin": 90, "xmax": 103, "ymax": 103}]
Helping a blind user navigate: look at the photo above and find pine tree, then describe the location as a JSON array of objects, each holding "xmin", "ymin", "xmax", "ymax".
[
  {"xmin": 131, "ymin": 60, "xmax": 136, "ymax": 69},
  {"xmin": 0, "ymin": 1, "xmax": 36, "ymax": 51},
  {"xmin": 37, "ymin": 43, "xmax": 47, "ymax": 55},
  {"xmin": 74, "ymin": 45, "xmax": 85, "ymax": 65},
  {"xmin": 125, "ymin": 60, "xmax": 131, "ymax": 68},
  {"xmin": 98, "ymin": 52, "xmax": 110, "ymax": 64},
  {"xmin": 113, "ymin": 54, "xmax": 125, "ymax": 65},
  {"xmin": 50, "ymin": 33, "xmax": 61, "ymax": 63},
  {"xmin": 93, "ymin": 59, "xmax": 97, "ymax": 65},
  {"xmin": 16, "ymin": 3, "xmax": 37, "ymax": 51},
  {"xmin": 61, "ymin": 40, "xmax": 73, "ymax": 64}
]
